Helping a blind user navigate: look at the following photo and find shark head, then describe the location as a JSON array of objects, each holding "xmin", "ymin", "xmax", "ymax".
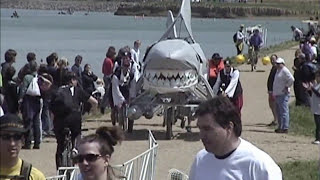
[{"xmin": 143, "ymin": 39, "xmax": 207, "ymax": 94}]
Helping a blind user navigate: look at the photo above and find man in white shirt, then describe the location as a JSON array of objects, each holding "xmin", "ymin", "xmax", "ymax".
[
  {"xmin": 235, "ymin": 24, "xmax": 245, "ymax": 55},
  {"xmin": 189, "ymin": 96, "xmax": 282, "ymax": 180},
  {"xmin": 130, "ymin": 40, "xmax": 142, "ymax": 73},
  {"xmin": 272, "ymin": 57, "xmax": 294, "ymax": 133}
]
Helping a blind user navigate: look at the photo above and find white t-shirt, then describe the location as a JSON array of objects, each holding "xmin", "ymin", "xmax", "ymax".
[
  {"xmin": 189, "ymin": 138, "xmax": 282, "ymax": 180},
  {"xmin": 273, "ymin": 66, "xmax": 294, "ymax": 96}
]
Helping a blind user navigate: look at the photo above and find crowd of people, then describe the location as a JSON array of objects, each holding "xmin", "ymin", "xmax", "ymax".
[
  {"xmin": 0, "ymin": 23, "xmax": 319, "ymax": 179},
  {"xmin": 0, "ymin": 39, "xmax": 144, "ymax": 179}
]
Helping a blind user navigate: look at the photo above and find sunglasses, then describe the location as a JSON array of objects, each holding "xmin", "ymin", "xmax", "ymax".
[
  {"xmin": 0, "ymin": 134, "xmax": 23, "ymax": 141},
  {"xmin": 73, "ymin": 154, "xmax": 103, "ymax": 163}
]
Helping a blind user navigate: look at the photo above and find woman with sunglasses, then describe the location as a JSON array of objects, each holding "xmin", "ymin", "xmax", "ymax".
[{"xmin": 74, "ymin": 126, "xmax": 124, "ymax": 180}]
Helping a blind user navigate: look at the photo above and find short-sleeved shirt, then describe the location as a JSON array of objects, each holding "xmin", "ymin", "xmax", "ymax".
[{"xmin": 0, "ymin": 158, "xmax": 46, "ymax": 180}]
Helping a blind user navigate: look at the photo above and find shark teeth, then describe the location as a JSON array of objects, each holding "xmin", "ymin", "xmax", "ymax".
[{"xmin": 144, "ymin": 70, "xmax": 198, "ymax": 88}]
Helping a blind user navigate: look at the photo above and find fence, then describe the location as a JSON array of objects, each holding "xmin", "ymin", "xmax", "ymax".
[
  {"xmin": 46, "ymin": 130, "xmax": 159, "ymax": 180},
  {"xmin": 113, "ymin": 130, "xmax": 159, "ymax": 180}
]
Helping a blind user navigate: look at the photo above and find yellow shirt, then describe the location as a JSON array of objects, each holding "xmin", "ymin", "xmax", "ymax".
[{"xmin": 0, "ymin": 158, "xmax": 46, "ymax": 180}]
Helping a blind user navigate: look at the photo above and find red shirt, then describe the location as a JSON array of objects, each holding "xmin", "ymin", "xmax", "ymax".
[
  {"xmin": 102, "ymin": 57, "xmax": 114, "ymax": 76},
  {"xmin": 209, "ymin": 60, "xmax": 224, "ymax": 78}
]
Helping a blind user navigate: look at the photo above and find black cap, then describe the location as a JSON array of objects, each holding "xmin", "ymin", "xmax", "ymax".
[
  {"xmin": 0, "ymin": 114, "xmax": 27, "ymax": 133},
  {"xmin": 212, "ymin": 53, "xmax": 223, "ymax": 60}
]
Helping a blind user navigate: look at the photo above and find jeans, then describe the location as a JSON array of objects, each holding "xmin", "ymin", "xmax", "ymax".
[
  {"xmin": 41, "ymin": 99, "xmax": 52, "ymax": 132},
  {"xmin": 275, "ymin": 94, "xmax": 290, "ymax": 130},
  {"xmin": 314, "ymin": 114, "xmax": 320, "ymax": 141},
  {"xmin": 22, "ymin": 96, "xmax": 41, "ymax": 146}
]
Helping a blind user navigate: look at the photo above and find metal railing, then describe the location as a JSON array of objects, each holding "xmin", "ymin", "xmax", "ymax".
[
  {"xmin": 113, "ymin": 130, "xmax": 159, "ymax": 180},
  {"xmin": 47, "ymin": 130, "xmax": 158, "ymax": 180}
]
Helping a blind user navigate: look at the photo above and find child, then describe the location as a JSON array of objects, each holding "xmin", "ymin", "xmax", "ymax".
[{"xmin": 305, "ymin": 70, "xmax": 320, "ymax": 144}]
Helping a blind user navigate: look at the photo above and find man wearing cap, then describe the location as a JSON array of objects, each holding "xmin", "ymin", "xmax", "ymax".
[
  {"xmin": 0, "ymin": 113, "xmax": 46, "ymax": 180},
  {"xmin": 212, "ymin": 60, "xmax": 243, "ymax": 115},
  {"xmin": 273, "ymin": 58, "xmax": 294, "ymax": 133},
  {"xmin": 208, "ymin": 53, "xmax": 225, "ymax": 87},
  {"xmin": 234, "ymin": 25, "xmax": 245, "ymax": 55}
]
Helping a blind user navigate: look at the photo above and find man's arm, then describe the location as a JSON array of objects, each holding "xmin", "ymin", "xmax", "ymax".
[
  {"xmin": 224, "ymin": 69, "xmax": 240, "ymax": 98},
  {"xmin": 212, "ymin": 72, "xmax": 221, "ymax": 94}
]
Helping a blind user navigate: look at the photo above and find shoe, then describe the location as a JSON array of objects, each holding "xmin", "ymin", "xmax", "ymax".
[
  {"xmin": 22, "ymin": 145, "xmax": 32, "ymax": 149},
  {"xmin": 275, "ymin": 129, "xmax": 288, "ymax": 134},
  {"xmin": 33, "ymin": 144, "xmax": 40, "ymax": 149},
  {"xmin": 267, "ymin": 121, "xmax": 277, "ymax": 126},
  {"xmin": 186, "ymin": 126, "xmax": 192, "ymax": 133},
  {"xmin": 312, "ymin": 140, "xmax": 320, "ymax": 145},
  {"xmin": 100, "ymin": 107, "xmax": 105, "ymax": 114}
]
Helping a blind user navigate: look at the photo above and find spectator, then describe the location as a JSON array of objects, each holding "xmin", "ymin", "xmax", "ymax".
[
  {"xmin": 310, "ymin": 37, "xmax": 318, "ymax": 61},
  {"xmin": 273, "ymin": 58, "xmax": 294, "ymax": 133},
  {"xmin": 189, "ymin": 96, "xmax": 282, "ymax": 180},
  {"xmin": 234, "ymin": 25, "xmax": 245, "ymax": 55},
  {"xmin": 249, "ymin": 29, "xmax": 263, "ymax": 70},
  {"xmin": 294, "ymin": 53, "xmax": 311, "ymax": 106},
  {"xmin": 0, "ymin": 114, "xmax": 46, "ymax": 180},
  {"xmin": 208, "ymin": 53, "xmax": 224, "ymax": 88},
  {"xmin": 307, "ymin": 71, "xmax": 320, "ymax": 144},
  {"xmin": 3, "ymin": 66, "xmax": 19, "ymax": 114},
  {"xmin": 74, "ymin": 126, "xmax": 124, "ymax": 180},
  {"xmin": 46, "ymin": 53, "xmax": 58, "ymax": 81},
  {"xmin": 212, "ymin": 60, "xmax": 243, "ymax": 115},
  {"xmin": 17, "ymin": 52, "xmax": 36, "ymax": 83},
  {"xmin": 53, "ymin": 57, "xmax": 69, "ymax": 87},
  {"xmin": 267, "ymin": 54, "xmax": 278, "ymax": 126},
  {"xmin": 290, "ymin": 26, "xmax": 303, "ymax": 41},
  {"xmin": 39, "ymin": 73, "xmax": 54, "ymax": 137},
  {"xmin": 50, "ymin": 72, "xmax": 97, "ymax": 169},
  {"xmin": 1, "ymin": 49, "xmax": 17, "ymax": 97},
  {"xmin": 130, "ymin": 40, "xmax": 142, "ymax": 72},
  {"xmin": 82, "ymin": 64, "xmax": 98, "ymax": 114},
  {"xmin": 71, "ymin": 55, "xmax": 83, "ymax": 86},
  {"xmin": 19, "ymin": 61, "xmax": 42, "ymax": 149},
  {"xmin": 100, "ymin": 46, "xmax": 116, "ymax": 114}
]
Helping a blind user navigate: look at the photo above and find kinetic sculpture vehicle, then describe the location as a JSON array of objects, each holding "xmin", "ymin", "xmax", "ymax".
[{"xmin": 127, "ymin": 0, "xmax": 214, "ymax": 139}]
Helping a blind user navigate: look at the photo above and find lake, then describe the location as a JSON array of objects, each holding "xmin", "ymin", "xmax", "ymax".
[{"xmin": 1, "ymin": 8, "xmax": 305, "ymax": 77}]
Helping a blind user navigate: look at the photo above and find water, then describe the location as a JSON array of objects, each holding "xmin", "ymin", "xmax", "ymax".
[{"xmin": 1, "ymin": 8, "xmax": 306, "ymax": 77}]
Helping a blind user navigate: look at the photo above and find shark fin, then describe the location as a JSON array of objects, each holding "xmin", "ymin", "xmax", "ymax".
[{"xmin": 166, "ymin": 10, "xmax": 177, "ymax": 39}]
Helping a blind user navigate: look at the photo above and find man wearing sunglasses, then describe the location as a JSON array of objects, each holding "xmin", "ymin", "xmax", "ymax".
[{"xmin": 0, "ymin": 113, "xmax": 46, "ymax": 180}]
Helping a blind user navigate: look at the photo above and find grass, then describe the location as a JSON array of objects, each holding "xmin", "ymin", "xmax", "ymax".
[
  {"xmin": 280, "ymin": 160, "xmax": 319, "ymax": 180},
  {"xmin": 289, "ymin": 103, "xmax": 315, "ymax": 137}
]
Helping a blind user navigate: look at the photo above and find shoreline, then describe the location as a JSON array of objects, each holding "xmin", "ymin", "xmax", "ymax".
[{"xmin": 2, "ymin": 0, "xmax": 319, "ymax": 19}]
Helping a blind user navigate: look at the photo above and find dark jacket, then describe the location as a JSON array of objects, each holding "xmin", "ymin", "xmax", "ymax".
[{"xmin": 82, "ymin": 71, "xmax": 98, "ymax": 95}]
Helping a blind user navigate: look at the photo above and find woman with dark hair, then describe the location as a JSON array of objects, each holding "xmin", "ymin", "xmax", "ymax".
[
  {"xmin": 74, "ymin": 126, "xmax": 124, "ymax": 180},
  {"xmin": 100, "ymin": 46, "xmax": 116, "ymax": 114},
  {"xmin": 82, "ymin": 64, "xmax": 98, "ymax": 114}
]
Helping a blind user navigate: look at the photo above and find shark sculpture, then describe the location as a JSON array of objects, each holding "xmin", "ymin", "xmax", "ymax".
[{"xmin": 128, "ymin": 0, "xmax": 214, "ymax": 139}]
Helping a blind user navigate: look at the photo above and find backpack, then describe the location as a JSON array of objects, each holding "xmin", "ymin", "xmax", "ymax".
[
  {"xmin": 26, "ymin": 75, "xmax": 40, "ymax": 96},
  {"xmin": 233, "ymin": 33, "xmax": 237, "ymax": 43},
  {"xmin": 0, "ymin": 160, "xmax": 32, "ymax": 180}
]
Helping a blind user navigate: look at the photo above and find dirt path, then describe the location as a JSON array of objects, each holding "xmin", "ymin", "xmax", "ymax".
[{"xmin": 20, "ymin": 46, "xmax": 318, "ymax": 179}]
